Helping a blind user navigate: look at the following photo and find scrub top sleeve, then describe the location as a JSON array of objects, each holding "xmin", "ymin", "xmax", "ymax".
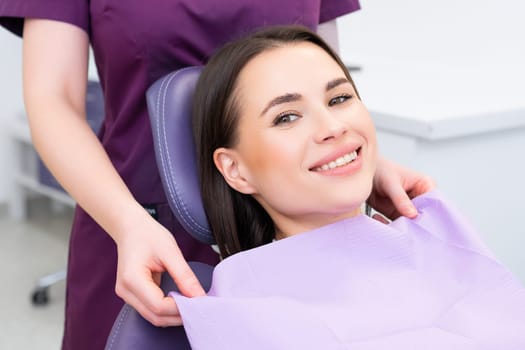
[
  {"xmin": 319, "ymin": 0, "xmax": 360, "ymax": 23},
  {"xmin": 0, "ymin": 0, "xmax": 89, "ymax": 37}
]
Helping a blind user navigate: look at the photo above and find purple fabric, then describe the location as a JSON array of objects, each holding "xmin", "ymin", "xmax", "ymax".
[{"xmin": 172, "ymin": 191, "xmax": 525, "ymax": 349}]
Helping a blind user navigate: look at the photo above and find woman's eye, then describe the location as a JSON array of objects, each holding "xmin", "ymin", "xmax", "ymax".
[
  {"xmin": 328, "ymin": 94, "xmax": 352, "ymax": 106},
  {"xmin": 273, "ymin": 113, "xmax": 300, "ymax": 126}
]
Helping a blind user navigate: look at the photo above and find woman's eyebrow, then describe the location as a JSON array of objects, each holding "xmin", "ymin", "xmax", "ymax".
[
  {"xmin": 326, "ymin": 77, "xmax": 350, "ymax": 91},
  {"xmin": 259, "ymin": 78, "xmax": 350, "ymax": 117},
  {"xmin": 260, "ymin": 93, "xmax": 302, "ymax": 117}
]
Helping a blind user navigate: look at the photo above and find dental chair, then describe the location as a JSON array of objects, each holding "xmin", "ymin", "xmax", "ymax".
[{"xmin": 105, "ymin": 66, "xmax": 215, "ymax": 349}]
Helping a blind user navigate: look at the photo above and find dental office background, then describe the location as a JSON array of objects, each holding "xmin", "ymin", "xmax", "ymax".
[{"xmin": 1, "ymin": 0, "xmax": 524, "ymax": 282}]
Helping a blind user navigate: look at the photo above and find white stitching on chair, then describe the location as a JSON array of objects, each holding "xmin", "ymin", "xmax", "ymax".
[
  {"xmin": 107, "ymin": 305, "xmax": 131, "ymax": 350},
  {"xmin": 156, "ymin": 73, "xmax": 192, "ymax": 231},
  {"xmin": 155, "ymin": 73, "xmax": 182, "ymax": 227},
  {"xmin": 159, "ymin": 71, "xmax": 209, "ymax": 236},
  {"xmin": 156, "ymin": 69, "xmax": 210, "ymax": 239}
]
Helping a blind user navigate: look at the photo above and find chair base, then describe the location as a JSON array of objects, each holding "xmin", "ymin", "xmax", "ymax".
[{"xmin": 30, "ymin": 269, "xmax": 66, "ymax": 306}]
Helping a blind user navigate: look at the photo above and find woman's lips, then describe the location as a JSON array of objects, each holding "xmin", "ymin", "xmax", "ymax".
[
  {"xmin": 310, "ymin": 147, "xmax": 363, "ymax": 176},
  {"xmin": 312, "ymin": 149, "xmax": 358, "ymax": 171},
  {"xmin": 310, "ymin": 145, "xmax": 362, "ymax": 171}
]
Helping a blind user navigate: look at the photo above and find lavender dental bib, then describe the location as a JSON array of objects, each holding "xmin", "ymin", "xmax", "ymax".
[{"xmin": 171, "ymin": 192, "xmax": 525, "ymax": 349}]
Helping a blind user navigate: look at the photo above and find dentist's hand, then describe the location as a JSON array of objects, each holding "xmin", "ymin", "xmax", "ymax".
[
  {"xmin": 368, "ymin": 155, "xmax": 435, "ymax": 220},
  {"xmin": 114, "ymin": 211, "xmax": 204, "ymax": 327}
]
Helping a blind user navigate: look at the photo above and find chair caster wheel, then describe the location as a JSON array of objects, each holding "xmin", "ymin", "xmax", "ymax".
[{"xmin": 31, "ymin": 287, "xmax": 49, "ymax": 306}]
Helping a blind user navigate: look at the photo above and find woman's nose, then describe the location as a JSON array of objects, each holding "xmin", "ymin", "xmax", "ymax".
[{"xmin": 313, "ymin": 108, "xmax": 347, "ymax": 143}]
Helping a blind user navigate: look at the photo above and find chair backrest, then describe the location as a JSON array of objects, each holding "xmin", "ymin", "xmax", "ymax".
[
  {"xmin": 105, "ymin": 67, "xmax": 215, "ymax": 349},
  {"xmin": 146, "ymin": 66, "xmax": 215, "ymax": 244}
]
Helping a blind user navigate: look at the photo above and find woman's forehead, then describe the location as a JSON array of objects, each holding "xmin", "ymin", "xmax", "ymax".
[
  {"xmin": 246, "ymin": 41, "xmax": 338, "ymax": 72},
  {"xmin": 237, "ymin": 42, "xmax": 346, "ymax": 96}
]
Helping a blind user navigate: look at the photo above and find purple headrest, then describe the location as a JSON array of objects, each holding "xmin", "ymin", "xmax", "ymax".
[{"xmin": 146, "ymin": 66, "xmax": 215, "ymax": 244}]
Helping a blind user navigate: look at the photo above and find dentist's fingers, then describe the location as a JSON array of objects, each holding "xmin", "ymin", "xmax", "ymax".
[
  {"xmin": 123, "ymin": 285, "xmax": 183, "ymax": 327},
  {"xmin": 163, "ymin": 244, "xmax": 207, "ymax": 298},
  {"xmin": 370, "ymin": 156, "xmax": 435, "ymax": 220}
]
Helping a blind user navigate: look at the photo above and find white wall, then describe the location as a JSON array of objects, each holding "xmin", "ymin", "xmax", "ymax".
[
  {"xmin": 0, "ymin": 31, "xmax": 23, "ymax": 204},
  {"xmin": 336, "ymin": 0, "xmax": 525, "ymax": 119},
  {"xmin": 337, "ymin": 0, "xmax": 524, "ymax": 66}
]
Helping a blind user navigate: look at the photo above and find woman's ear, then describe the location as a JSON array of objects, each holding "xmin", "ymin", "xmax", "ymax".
[{"xmin": 213, "ymin": 148, "xmax": 256, "ymax": 194}]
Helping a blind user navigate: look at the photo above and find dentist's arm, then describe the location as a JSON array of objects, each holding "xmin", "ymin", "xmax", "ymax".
[{"xmin": 23, "ymin": 18, "xmax": 201, "ymax": 326}]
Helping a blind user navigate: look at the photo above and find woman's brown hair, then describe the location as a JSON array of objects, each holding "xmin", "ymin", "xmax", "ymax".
[{"xmin": 192, "ymin": 25, "xmax": 359, "ymax": 258}]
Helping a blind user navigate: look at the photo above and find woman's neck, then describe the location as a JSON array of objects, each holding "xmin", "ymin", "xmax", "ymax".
[{"xmin": 273, "ymin": 206, "xmax": 363, "ymax": 240}]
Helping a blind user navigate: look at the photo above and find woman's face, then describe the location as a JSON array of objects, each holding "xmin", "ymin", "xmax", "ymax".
[{"xmin": 214, "ymin": 42, "xmax": 377, "ymax": 238}]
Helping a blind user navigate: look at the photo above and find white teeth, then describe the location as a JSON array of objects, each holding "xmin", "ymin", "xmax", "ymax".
[{"xmin": 315, "ymin": 150, "xmax": 358, "ymax": 171}]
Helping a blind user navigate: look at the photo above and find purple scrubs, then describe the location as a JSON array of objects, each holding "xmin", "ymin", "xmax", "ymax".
[{"xmin": 1, "ymin": 1, "xmax": 360, "ymax": 349}]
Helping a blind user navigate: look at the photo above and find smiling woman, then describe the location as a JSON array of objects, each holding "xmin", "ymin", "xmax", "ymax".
[
  {"xmin": 193, "ymin": 26, "xmax": 377, "ymax": 256},
  {"xmin": 216, "ymin": 40, "xmax": 377, "ymax": 239}
]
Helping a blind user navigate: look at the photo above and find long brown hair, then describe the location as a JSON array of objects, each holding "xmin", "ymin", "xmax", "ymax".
[{"xmin": 192, "ymin": 25, "xmax": 359, "ymax": 258}]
